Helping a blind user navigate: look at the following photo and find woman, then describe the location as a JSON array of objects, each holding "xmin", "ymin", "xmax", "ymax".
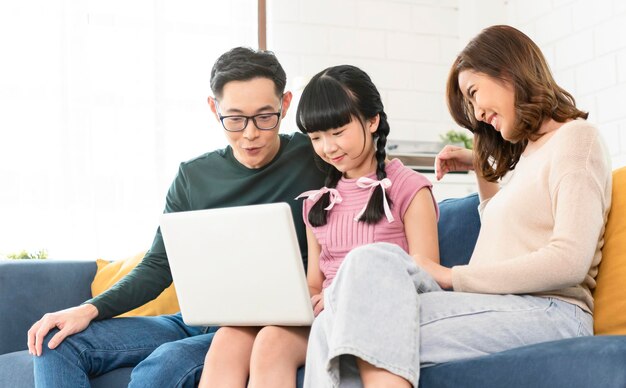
[{"xmin": 304, "ymin": 25, "xmax": 612, "ymax": 388}]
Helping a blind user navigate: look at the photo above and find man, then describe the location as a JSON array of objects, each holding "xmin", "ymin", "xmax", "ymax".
[{"xmin": 28, "ymin": 47, "xmax": 326, "ymax": 387}]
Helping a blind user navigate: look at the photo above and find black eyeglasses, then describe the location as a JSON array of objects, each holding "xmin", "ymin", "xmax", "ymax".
[{"xmin": 215, "ymin": 98, "xmax": 283, "ymax": 132}]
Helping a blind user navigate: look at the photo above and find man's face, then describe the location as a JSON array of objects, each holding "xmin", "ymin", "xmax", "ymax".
[{"xmin": 209, "ymin": 78, "xmax": 292, "ymax": 169}]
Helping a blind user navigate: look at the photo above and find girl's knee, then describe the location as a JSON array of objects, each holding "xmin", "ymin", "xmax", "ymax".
[
  {"xmin": 208, "ymin": 327, "xmax": 258, "ymax": 358},
  {"xmin": 341, "ymin": 242, "xmax": 410, "ymax": 275},
  {"xmin": 250, "ymin": 326, "xmax": 306, "ymax": 368},
  {"xmin": 213, "ymin": 326, "xmax": 256, "ymax": 344},
  {"xmin": 252, "ymin": 326, "xmax": 288, "ymax": 353}
]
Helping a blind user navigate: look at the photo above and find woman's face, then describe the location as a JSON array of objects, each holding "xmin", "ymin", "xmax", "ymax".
[
  {"xmin": 307, "ymin": 116, "xmax": 379, "ymax": 179},
  {"xmin": 458, "ymin": 70, "xmax": 516, "ymax": 141}
]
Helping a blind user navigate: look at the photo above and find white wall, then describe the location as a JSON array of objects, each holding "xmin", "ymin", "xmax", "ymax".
[
  {"xmin": 505, "ymin": 0, "xmax": 626, "ymax": 168},
  {"xmin": 458, "ymin": 0, "xmax": 507, "ymax": 43},
  {"xmin": 269, "ymin": 0, "xmax": 626, "ymax": 169},
  {"xmin": 267, "ymin": 0, "xmax": 461, "ymax": 143}
]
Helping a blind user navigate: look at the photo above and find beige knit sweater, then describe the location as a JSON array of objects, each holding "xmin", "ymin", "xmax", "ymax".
[{"xmin": 451, "ymin": 119, "xmax": 612, "ymax": 313}]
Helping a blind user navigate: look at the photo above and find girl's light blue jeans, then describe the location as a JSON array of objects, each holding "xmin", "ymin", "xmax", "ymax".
[
  {"xmin": 33, "ymin": 312, "xmax": 214, "ymax": 388},
  {"xmin": 304, "ymin": 243, "xmax": 593, "ymax": 388}
]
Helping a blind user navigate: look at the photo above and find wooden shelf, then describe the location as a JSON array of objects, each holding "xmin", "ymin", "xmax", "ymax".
[{"xmin": 389, "ymin": 153, "xmax": 438, "ymax": 173}]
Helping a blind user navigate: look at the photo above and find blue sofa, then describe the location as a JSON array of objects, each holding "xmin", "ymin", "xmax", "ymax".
[{"xmin": 2, "ymin": 193, "xmax": 626, "ymax": 387}]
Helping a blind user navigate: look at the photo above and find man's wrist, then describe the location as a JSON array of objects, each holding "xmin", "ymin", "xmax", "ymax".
[{"xmin": 80, "ymin": 303, "xmax": 99, "ymax": 320}]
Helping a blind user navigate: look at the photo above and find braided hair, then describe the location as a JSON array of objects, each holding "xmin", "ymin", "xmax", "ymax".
[{"xmin": 296, "ymin": 65, "xmax": 392, "ymax": 226}]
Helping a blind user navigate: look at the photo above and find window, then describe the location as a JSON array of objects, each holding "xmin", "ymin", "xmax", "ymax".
[{"xmin": 0, "ymin": 0, "xmax": 257, "ymax": 259}]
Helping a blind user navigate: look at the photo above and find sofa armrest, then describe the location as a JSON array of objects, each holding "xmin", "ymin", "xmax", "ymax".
[{"xmin": 0, "ymin": 260, "xmax": 97, "ymax": 355}]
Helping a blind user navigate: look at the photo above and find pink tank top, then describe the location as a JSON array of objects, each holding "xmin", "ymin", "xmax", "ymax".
[{"xmin": 302, "ymin": 159, "xmax": 437, "ymax": 289}]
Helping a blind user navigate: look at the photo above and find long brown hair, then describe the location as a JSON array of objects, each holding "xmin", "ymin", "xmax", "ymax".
[{"xmin": 446, "ymin": 25, "xmax": 588, "ymax": 182}]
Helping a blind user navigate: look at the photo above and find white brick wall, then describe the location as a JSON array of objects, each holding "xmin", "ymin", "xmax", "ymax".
[
  {"xmin": 533, "ymin": 7, "xmax": 573, "ymax": 46},
  {"xmin": 596, "ymin": 85, "xmax": 626, "ymax": 123},
  {"xmin": 267, "ymin": 0, "xmax": 459, "ymax": 142},
  {"xmin": 576, "ymin": 55, "xmax": 616, "ymax": 96},
  {"xmin": 595, "ymin": 16, "xmax": 626, "ymax": 55},
  {"xmin": 301, "ymin": 0, "xmax": 358, "ymax": 26},
  {"xmin": 267, "ymin": 0, "xmax": 626, "ymax": 168},
  {"xmin": 411, "ymin": 5, "xmax": 458, "ymax": 36},
  {"xmin": 571, "ymin": 0, "xmax": 612, "ymax": 30},
  {"xmin": 357, "ymin": 1, "xmax": 413, "ymax": 32},
  {"xmin": 507, "ymin": 0, "xmax": 552, "ymax": 26},
  {"xmin": 618, "ymin": 49, "xmax": 626, "ymax": 83},
  {"xmin": 507, "ymin": 0, "xmax": 626, "ymax": 168},
  {"xmin": 554, "ymin": 30, "xmax": 594, "ymax": 69},
  {"xmin": 386, "ymin": 32, "xmax": 440, "ymax": 62},
  {"xmin": 329, "ymin": 28, "xmax": 387, "ymax": 57}
]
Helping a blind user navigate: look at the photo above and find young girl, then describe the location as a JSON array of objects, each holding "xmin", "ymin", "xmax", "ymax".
[
  {"xmin": 198, "ymin": 65, "xmax": 440, "ymax": 388},
  {"xmin": 304, "ymin": 25, "xmax": 611, "ymax": 388},
  {"xmin": 295, "ymin": 64, "xmax": 439, "ymax": 319}
]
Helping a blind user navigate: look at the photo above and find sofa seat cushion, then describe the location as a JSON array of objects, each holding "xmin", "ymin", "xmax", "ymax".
[
  {"xmin": 418, "ymin": 335, "xmax": 626, "ymax": 388},
  {"xmin": 0, "ymin": 350, "xmax": 34, "ymax": 388},
  {"xmin": 0, "ymin": 350, "xmax": 133, "ymax": 388},
  {"xmin": 90, "ymin": 367, "xmax": 133, "ymax": 388}
]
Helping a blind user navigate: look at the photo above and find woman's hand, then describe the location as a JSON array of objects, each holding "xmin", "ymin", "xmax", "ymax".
[
  {"xmin": 435, "ymin": 145, "xmax": 474, "ymax": 181},
  {"xmin": 412, "ymin": 254, "xmax": 453, "ymax": 290},
  {"xmin": 311, "ymin": 292, "xmax": 325, "ymax": 316}
]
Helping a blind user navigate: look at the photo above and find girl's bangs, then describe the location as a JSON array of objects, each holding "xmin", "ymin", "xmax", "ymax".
[{"xmin": 297, "ymin": 76, "xmax": 359, "ymax": 133}]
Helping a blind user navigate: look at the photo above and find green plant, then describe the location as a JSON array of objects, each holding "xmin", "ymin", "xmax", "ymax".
[
  {"xmin": 6, "ymin": 249, "xmax": 48, "ymax": 259},
  {"xmin": 440, "ymin": 130, "xmax": 473, "ymax": 149}
]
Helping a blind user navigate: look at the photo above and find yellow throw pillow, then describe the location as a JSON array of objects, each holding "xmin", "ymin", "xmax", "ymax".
[
  {"xmin": 91, "ymin": 251, "xmax": 180, "ymax": 318},
  {"xmin": 594, "ymin": 167, "xmax": 626, "ymax": 335}
]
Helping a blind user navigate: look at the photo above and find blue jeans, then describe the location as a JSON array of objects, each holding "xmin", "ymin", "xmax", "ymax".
[
  {"xmin": 33, "ymin": 313, "xmax": 214, "ymax": 388},
  {"xmin": 305, "ymin": 243, "xmax": 593, "ymax": 387}
]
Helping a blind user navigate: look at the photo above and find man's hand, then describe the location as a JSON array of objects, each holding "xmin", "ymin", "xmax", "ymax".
[
  {"xmin": 311, "ymin": 292, "xmax": 325, "ymax": 317},
  {"xmin": 27, "ymin": 304, "xmax": 99, "ymax": 356}
]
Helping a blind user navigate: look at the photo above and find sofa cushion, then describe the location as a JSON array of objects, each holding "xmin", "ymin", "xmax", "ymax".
[
  {"xmin": 90, "ymin": 367, "xmax": 133, "ymax": 388},
  {"xmin": 594, "ymin": 167, "xmax": 626, "ymax": 335},
  {"xmin": 437, "ymin": 193, "xmax": 481, "ymax": 268},
  {"xmin": 0, "ymin": 350, "xmax": 134, "ymax": 388},
  {"xmin": 0, "ymin": 350, "xmax": 35, "ymax": 388},
  {"xmin": 418, "ymin": 335, "xmax": 626, "ymax": 388},
  {"xmin": 91, "ymin": 252, "xmax": 180, "ymax": 318}
]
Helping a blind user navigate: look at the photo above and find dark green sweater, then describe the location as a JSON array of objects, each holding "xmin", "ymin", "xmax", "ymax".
[{"xmin": 88, "ymin": 132, "xmax": 326, "ymax": 319}]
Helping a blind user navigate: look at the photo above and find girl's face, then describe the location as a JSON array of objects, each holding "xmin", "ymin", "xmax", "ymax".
[
  {"xmin": 308, "ymin": 115, "xmax": 379, "ymax": 179},
  {"xmin": 458, "ymin": 70, "xmax": 516, "ymax": 141}
]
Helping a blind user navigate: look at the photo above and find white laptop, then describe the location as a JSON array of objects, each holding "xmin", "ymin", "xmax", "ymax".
[{"xmin": 159, "ymin": 202, "xmax": 314, "ymax": 326}]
